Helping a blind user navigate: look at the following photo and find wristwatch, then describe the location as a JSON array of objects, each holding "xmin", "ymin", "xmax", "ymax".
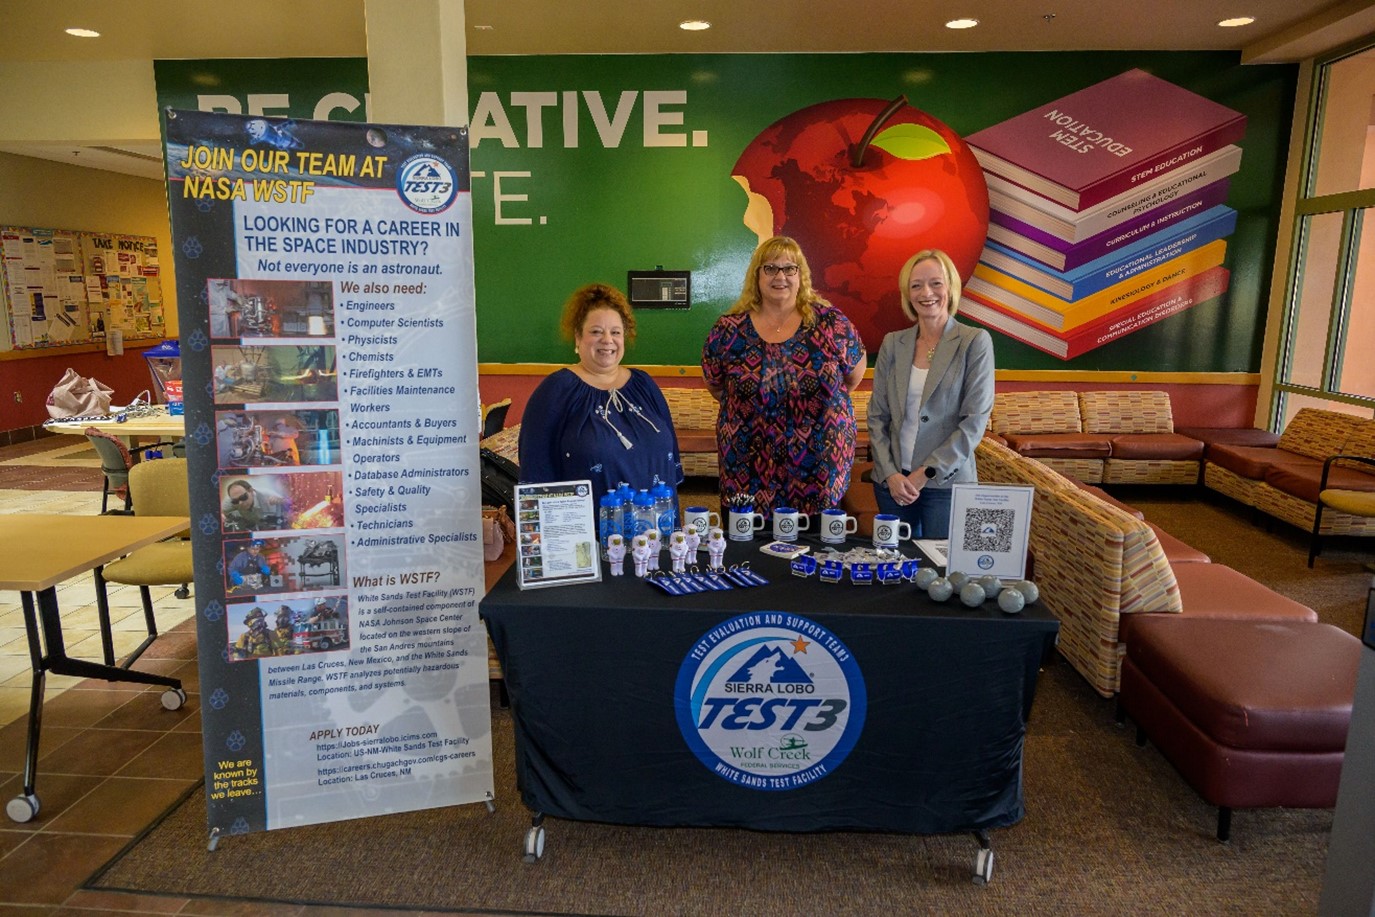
[{"xmin": 923, "ymin": 466, "xmax": 938, "ymax": 479}]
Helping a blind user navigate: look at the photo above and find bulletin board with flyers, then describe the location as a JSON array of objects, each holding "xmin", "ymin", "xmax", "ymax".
[{"xmin": 0, "ymin": 225, "xmax": 166, "ymax": 351}]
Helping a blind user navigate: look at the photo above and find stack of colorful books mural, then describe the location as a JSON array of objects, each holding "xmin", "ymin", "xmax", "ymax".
[{"xmin": 962, "ymin": 69, "xmax": 1246, "ymax": 359}]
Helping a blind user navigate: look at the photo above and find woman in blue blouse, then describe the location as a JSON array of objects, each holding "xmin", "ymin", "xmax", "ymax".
[{"xmin": 518, "ymin": 283, "xmax": 682, "ymax": 504}]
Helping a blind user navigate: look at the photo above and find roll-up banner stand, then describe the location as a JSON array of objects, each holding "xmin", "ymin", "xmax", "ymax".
[{"xmin": 164, "ymin": 109, "xmax": 493, "ymax": 837}]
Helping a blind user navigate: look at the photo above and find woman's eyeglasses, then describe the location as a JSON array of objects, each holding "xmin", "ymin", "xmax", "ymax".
[{"xmin": 759, "ymin": 263, "xmax": 799, "ymax": 277}]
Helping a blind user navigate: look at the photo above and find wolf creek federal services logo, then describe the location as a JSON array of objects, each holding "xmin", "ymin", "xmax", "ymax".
[
  {"xmin": 675, "ymin": 612, "xmax": 866, "ymax": 790},
  {"xmin": 396, "ymin": 154, "xmax": 457, "ymax": 214}
]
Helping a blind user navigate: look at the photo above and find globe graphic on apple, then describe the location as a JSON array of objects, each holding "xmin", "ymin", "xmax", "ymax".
[{"xmin": 732, "ymin": 96, "xmax": 989, "ymax": 351}]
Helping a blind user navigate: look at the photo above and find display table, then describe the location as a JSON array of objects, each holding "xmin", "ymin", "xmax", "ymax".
[
  {"xmin": 481, "ymin": 538, "xmax": 1058, "ymax": 878},
  {"xmin": 0, "ymin": 514, "xmax": 191, "ymax": 823},
  {"xmin": 44, "ymin": 404, "xmax": 184, "ymax": 442}
]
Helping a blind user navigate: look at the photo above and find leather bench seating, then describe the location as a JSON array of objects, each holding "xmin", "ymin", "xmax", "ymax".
[
  {"xmin": 975, "ymin": 437, "xmax": 1317, "ymax": 697},
  {"xmin": 661, "ymin": 388, "xmax": 721, "ymax": 477},
  {"xmin": 1119, "ymin": 616, "xmax": 1360, "ymax": 840},
  {"xmin": 992, "ymin": 390, "xmax": 1109, "ymax": 482},
  {"xmin": 1175, "ymin": 425, "xmax": 1282, "ymax": 456},
  {"xmin": 991, "ymin": 389, "xmax": 1205, "ymax": 485},
  {"xmin": 841, "ymin": 437, "xmax": 1155, "ymax": 540},
  {"xmin": 662, "ymin": 386, "xmax": 871, "ymax": 478},
  {"xmin": 1200, "ymin": 407, "xmax": 1375, "ymax": 544}
]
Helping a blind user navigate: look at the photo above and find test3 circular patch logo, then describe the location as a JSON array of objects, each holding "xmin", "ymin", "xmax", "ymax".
[
  {"xmin": 675, "ymin": 613, "xmax": 866, "ymax": 790},
  {"xmin": 396, "ymin": 154, "xmax": 457, "ymax": 214}
]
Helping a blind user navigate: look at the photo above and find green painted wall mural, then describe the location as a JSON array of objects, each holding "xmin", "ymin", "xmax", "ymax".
[
  {"xmin": 468, "ymin": 51, "xmax": 1295, "ymax": 372},
  {"xmin": 155, "ymin": 52, "xmax": 1298, "ymax": 373}
]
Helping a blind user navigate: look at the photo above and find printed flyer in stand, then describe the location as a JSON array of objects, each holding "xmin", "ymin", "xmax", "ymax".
[{"xmin": 164, "ymin": 109, "xmax": 493, "ymax": 834}]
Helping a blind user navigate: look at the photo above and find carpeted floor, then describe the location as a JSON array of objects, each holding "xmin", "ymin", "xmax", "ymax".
[{"xmin": 84, "ymin": 484, "xmax": 1371, "ymax": 916}]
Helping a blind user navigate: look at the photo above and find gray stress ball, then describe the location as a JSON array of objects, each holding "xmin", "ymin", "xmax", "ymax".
[
  {"xmin": 959, "ymin": 582, "xmax": 987, "ymax": 607},
  {"xmin": 915, "ymin": 567, "xmax": 939, "ymax": 590},
  {"xmin": 927, "ymin": 577, "xmax": 954, "ymax": 602},
  {"xmin": 998, "ymin": 587, "xmax": 1027, "ymax": 614},
  {"xmin": 1014, "ymin": 580, "xmax": 1040, "ymax": 604},
  {"xmin": 978, "ymin": 574, "xmax": 1003, "ymax": 595},
  {"xmin": 948, "ymin": 571, "xmax": 971, "ymax": 590}
]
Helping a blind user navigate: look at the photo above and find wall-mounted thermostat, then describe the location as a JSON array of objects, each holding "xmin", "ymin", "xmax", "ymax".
[{"xmin": 627, "ymin": 268, "xmax": 691, "ymax": 310}]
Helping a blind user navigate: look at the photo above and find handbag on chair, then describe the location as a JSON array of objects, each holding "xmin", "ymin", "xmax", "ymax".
[{"xmin": 480, "ymin": 447, "xmax": 520, "ymax": 513}]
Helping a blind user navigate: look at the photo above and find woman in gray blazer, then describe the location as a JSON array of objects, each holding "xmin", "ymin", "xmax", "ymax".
[{"xmin": 868, "ymin": 249, "xmax": 995, "ymax": 538}]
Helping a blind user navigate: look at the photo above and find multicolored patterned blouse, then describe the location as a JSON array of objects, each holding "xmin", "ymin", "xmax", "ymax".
[{"xmin": 701, "ymin": 304, "xmax": 864, "ymax": 516}]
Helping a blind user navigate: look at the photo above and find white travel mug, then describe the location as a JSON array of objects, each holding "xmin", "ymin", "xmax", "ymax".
[
  {"xmin": 820, "ymin": 508, "xmax": 859, "ymax": 545},
  {"xmin": 771, "ymin": 507, "xmax": 810, "ymax": 543},
  {"xmin": 729, "ymin": 506, "xmax": 766, "ymax": 541},
  {"xmin": 872, "ymin": 514, "xmax": 912, "ymax": 549},
  {"xmin": 683, "ymin": 505, "xmax": 722, "ymax": 537}
]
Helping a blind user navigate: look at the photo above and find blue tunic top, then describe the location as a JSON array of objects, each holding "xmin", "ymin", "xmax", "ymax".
[{"xmin": 518, "ymin": 368, "xmax": 683, "ymax": 505}]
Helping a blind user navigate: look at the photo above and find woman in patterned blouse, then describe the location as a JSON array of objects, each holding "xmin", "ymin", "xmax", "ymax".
[{"xmin": 702, "ymin": 236, "xmax": 866, "ymax": 521}]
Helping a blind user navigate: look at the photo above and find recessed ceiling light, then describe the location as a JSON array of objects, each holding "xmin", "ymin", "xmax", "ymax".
[
  {"xmin": 473, "ymin": 24, "xmax": 494, "ymax": 30},
  {"xmin": 1218, "ymin": 16, "xmax": 1255, "ymax": 27},
  {"xmin": 679, "ymin": 20, "xmax": 712, "ymax": 31},
  {"xmin": 65, "ymin": 28, "xmax": 100, "ymax": 38},
  {"xmin": 945, "ymin": 18, "xmax": 979, "ymax": 30}
]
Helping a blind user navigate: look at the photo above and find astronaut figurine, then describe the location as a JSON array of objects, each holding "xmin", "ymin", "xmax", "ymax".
[
  {"xmin": 707, "ymin": 526, "xmax": 727, "ymax": 571},
  {"xmin": 669, "ymin": 530, "xmax": 690, "ymax": 573},
  {"xmin": 644, "ymin": 529, "xmax": 662, "ymax": 572},
  {"xmin": 684, "ymin": 526, "xmax": 701, "ymax": 556},
  {"xmin": 606, "ymin": 533, "xmax": 627, "ymax": 576},
  {"xmin": 631, "ymin": 535, "xmax": 652, "ymax": 578}
]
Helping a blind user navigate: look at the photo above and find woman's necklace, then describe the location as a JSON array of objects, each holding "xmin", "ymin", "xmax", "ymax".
[
  {"xmin": 917, "ymin": 321, "xmax": 945, "ymax": 361},
  {"xmin": 759, "ymin": 308, "xmax": 797, "ymax": 336}
]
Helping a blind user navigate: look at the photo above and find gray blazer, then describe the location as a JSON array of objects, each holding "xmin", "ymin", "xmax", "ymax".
[{"xmin": 868, "ymin": 317, "xmax": 995, "ymax": 487}]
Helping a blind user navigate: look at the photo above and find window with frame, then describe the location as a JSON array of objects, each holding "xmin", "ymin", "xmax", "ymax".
[{"xmin": 1276, "ymin": 42, "xmax": 1375, "ymax": 426}]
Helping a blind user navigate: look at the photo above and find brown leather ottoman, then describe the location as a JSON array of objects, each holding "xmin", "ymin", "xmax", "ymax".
[{"xmin": 1118, "ymin": 616, "xmax": 1360, "ymax": 841}]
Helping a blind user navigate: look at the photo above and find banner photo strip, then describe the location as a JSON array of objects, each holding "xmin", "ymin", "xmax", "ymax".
[{"xmin": 164, "ymin": 109, "xmax": 493, "ymax": 835}]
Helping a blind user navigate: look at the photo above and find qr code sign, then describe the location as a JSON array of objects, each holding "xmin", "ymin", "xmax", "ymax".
[{"xmin": 961, "ymin": 508, "xmax": 1014, "ymax": 553}]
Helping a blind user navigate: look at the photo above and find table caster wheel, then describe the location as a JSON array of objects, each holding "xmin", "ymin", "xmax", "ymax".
[
  {"xmin": 174, "ymin": 586, "xmax": 190, "ymax": 600},
  {"xmin": 973, "ymin": 847, "xmax": 994, "ymax": 885},
  {"xmin": 7, "ymin": 794, "xmax": 39, "ymax": 823},
  {"xmin": 161, "ymin": 687, "xmax": 187, "ymax": 711},
  {"xmin": 522, "ymin": 825, "xmax": 545, "ymax": 863}
]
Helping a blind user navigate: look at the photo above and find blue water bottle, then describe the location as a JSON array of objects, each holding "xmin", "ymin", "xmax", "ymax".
[
  {"xmin": 651, "ymin": 478, "xmax": 677, "ymax": 540},
  {"xmin": 598, "ymin": 493, "xmax": 623, "ymax": 559},
  {"xmin": 631, "ymin": 488, "xmax": 655, "ymax": 538},
  {"xmin": 616, "ymin": 482, "xmax": 635, "ymax": 539}
]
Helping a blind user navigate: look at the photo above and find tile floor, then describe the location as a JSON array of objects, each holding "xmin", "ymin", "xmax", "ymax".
[{"xmin": 0, "ymin": 435, "xmax": 448, "ymax": 915}]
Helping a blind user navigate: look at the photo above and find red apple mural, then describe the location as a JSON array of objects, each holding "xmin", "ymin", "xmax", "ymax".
[{"xmin": 732, "ymin": 96, "xmax": 989, "ymax": 350}]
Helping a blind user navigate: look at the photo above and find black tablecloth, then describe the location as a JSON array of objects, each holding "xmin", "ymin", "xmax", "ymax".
[{"xmin": 480, "ymin": 537, "xmax": 1058, "ymax": 835}]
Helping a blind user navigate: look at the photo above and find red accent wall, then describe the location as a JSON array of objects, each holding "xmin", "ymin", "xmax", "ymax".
[
  {"xmin": 0, "ymin": 346, "xmax": 165, "ymax": 432},
  {"xmin": 995, "ymin": 380, "xmax": 1257, "ymax": 428}
]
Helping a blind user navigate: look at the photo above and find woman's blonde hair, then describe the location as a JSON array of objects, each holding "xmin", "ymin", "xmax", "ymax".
[
  {"xmin": 898, "ymin": 249, "xmax": 963, "ymax": 321},
  {"xmin": 559, "ymin": 283, "xmax": 636, "ymax": 344},
  {"xmin": 727, "ymin": 236, "xmax": 829, "ymax": 326}
]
